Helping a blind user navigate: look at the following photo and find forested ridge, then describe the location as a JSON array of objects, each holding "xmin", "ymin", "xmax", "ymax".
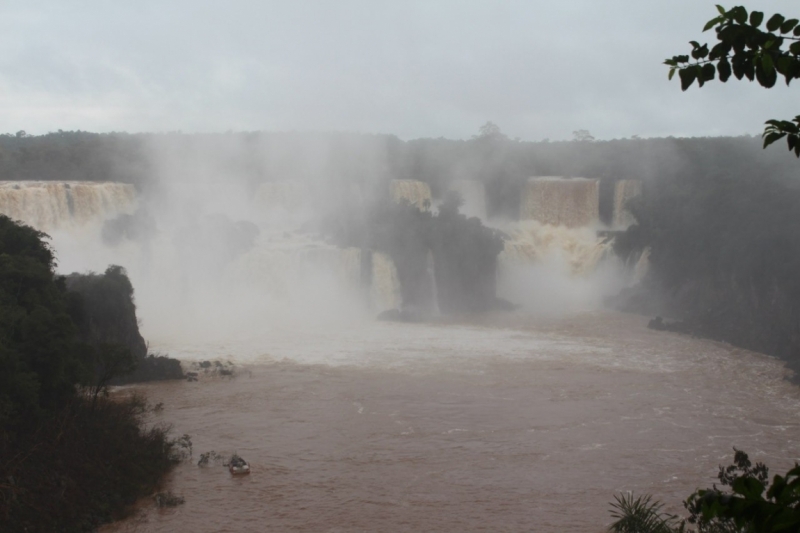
[
  {"xmin": 2, "ymin": 130, "xmax": 797, "ymax": 191},
  {"xmin": 613, "ymin": 160, "xmax": 800, "ymax": 375},
  {"xmin": 3, "ymin": 129, "xmax": 798, "ymax": 220}
]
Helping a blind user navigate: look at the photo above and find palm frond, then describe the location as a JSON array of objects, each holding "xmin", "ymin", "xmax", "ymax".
[{"xmin": 608, "ymin": 493, "xmax": 682, "ymax": 533}]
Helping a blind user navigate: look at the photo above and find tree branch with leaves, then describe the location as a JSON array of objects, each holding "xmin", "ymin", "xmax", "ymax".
[{"xmin": 665, "ymin": 5, "xmax": 800, "ymax": 156}]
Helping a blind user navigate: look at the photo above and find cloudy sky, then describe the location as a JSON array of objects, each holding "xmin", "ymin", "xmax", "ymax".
[{"xmin": 0, "ymin": 0, "xmax": 796, "ymax": 140}]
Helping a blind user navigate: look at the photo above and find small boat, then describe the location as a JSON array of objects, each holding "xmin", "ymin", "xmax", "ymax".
[{"xmin": 228, "ymin": 454, "xmax": 250, "ymax": 475}]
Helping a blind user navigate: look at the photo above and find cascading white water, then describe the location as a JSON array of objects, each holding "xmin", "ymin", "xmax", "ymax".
[
  {"xmin": 631, "ymin": 247, "xmax": 650, "ymax": 284},
  {"xmin": 613, "ymin": 179, "xmax": 642, "ymax": 228},
  {"xmin": 499, "ymin": 221, "xmax": 613, "ymax": 276},
  {"xmin": 0, "ymin": 181, "xmax": 137, "ymax": 230},
  {"xmin": 491, "ymin": 177, "xmax": 627, "ymax": 313},
  {"xmin": 494, "ymin": 219, "xmax": 621, "ymax": 314},
  {"xmin": 520, "ymin": 177, "xmax": 599, "ymax": 228},
  {"xmin": 227, "ymin": 234, "xmax": 358, "ymax": 295},
  {"xmin": 1, "ymin": 179, "xmax": 403, "ymax": 351},
  {"xmin": 228, "ymin": 241, "xmax": 400, "ymax": 314},
  {"xmin": 370, "ymin": 251, "xmax": 402, "ymax": 312},
  {"xmin": 1, "ymin": 175, "xmax": 634, "ymax": 332},
  {"xmin": 390, "ymin": 179, "xmax": 432, "ymax": 211}
]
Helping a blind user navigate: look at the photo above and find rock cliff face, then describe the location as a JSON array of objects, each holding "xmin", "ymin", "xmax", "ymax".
[
  {"xmin": 65, "ymin": 266, "xmax": 183, "ymax": 382},
  {"xmin": 66, "ymin": 266, "xmax": 147, "ymax": 360}
]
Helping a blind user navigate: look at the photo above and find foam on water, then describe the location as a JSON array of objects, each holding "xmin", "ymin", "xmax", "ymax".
[
  {"xmin": 148, "ymin": 310, "xmax": 770, "ymax": 379},
  {"xmin": 104, "ymin": 311, "xmax": 800, "ymax": 533}
]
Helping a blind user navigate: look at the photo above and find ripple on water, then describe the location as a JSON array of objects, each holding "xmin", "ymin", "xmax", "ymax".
[{"xmin": 104, "ymin": 311, "xmax": 800, "ymax": 533}]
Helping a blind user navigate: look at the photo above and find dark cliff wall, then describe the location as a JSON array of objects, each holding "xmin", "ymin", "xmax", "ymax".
[
  {"xmin": 65, "ymin": 266, "xmax": 183, "ymax": 382},
  {"xmin": 612, "ymin": 167, "xmax": 800, "ymax": 374},
  {"xmin": 65, "ymin": 266, "xmax": 147, "ymax": 360}
]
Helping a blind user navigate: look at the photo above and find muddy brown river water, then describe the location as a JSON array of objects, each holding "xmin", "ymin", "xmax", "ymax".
[{"xmin": 104, "ymin": 311, "xmax": 800, "ymax": 533}]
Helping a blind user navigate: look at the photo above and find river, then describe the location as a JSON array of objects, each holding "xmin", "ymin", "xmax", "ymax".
[{"xmin": 104, "ymin": 310, "xmax": 800, "ymax": 533}]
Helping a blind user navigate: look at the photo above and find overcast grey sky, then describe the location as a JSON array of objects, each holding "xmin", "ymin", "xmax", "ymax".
[{"xmin": 0, "ymin": 0, "xmax": 796, "ymax": 140}]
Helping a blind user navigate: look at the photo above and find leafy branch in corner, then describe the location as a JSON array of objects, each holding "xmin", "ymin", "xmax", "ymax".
[
  {"xmin": 684, "ymin": 449, "xmax": 800, "ymax": 533},
  {"xmin": 608, "ymin": 450, "xmax": 800, "ymax": 533},
  {"xmin": 664, "ymin": 5, "xmax": 800, "ymax": 156}
]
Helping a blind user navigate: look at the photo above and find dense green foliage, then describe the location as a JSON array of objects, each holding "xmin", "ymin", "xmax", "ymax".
[
  {"xmin": 609, "ymin": 493, "xmax": 681, "ymax": 533},
  {"xmin": 608, "ymin": 451, "xmax": 800, "ymax": 533},
  {"xmin": 665, "ymin": 5, "xmax": 800, "ymax": 156},
  {"xmin": 430, "ymin": 193, "xmax": 505, "ymax": 314},
  {"xmin": 1, "ymin": 395, "xmax": 179, "ymax": 532},
  {"xmin": 0, "ymin": 215, "xmax": 85, "ymax": 424},
  {"xmin": 683, "ymin": 450, "xmax": 796, "ymax": 532},
  {"xmin": 65, "ymin": 265, "xmax": 183, "ymax": 386},
  {"xmin": 613, "ymin": 160, "xmax": 800, "ymax": 373},
  {"xmin": 602, "ymin": 5, "xmax": 800, "ymax": 373},
  {"xmin": 66, "ymin": 266, "xmax": 148, "ymax": 360},
  {"xmin": 0, "ymin": 215, "xmax": 179, "ymax": 532},
  {"xmin": 0, "ymin": 130, "xmax": 152, "ymax": 183}
]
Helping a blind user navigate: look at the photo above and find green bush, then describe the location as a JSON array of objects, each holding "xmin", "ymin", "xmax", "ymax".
[
  {"xmin": 608, "ymin": 450, "xmax": 800, "ymax": 533},
  {"xmin": 0, "ymin": 215, "xmax": 180, "ymax": 532}
]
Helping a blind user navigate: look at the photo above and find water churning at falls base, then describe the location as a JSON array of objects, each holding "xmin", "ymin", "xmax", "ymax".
[{"xmin": 104, "ymin": 312, "xmax": 800, "ymax": 533}]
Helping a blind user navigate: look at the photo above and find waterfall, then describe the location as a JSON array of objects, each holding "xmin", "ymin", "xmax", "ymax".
[
  {"xmin": 426, "ymin": 250, "xmax": 440, "ymax": 316},
  {"xmin": 0, "ymin": 181, "xmax": 137, "ymax": 231},
  {"xmin": 448, "ymin": 179, "xmax": 486, "ymax": 219},
  {"xmin": 225, "ymin": 233, "xmax": 358, "ymax": 289},
  {"xmin": 370, "ymin": 251, "xmax": 402, "ymax": 312},
  {"xmin": 631, "ymin": 247, "xmax": 650, "ymax": 284},
  {"xmin": 229, "ymin": 237, "xmax": 400, "ymax": 315},
  {"xmin": 613, "ymin": 180, "xmax": 642, "ymax": 228},
  {"xmin": 499, "ymin": 221, "xmax": 613, "ymax": 276},
  {"xmin": 390, "ymin": 180, "xmax": 432, "ymax": 211},
  {"xmin": 495, "ymin": 219, "xmax": 623, "ymax": 314},
  {"xmin": 520, "ymin": 177, "xmax": 599, "ymax": 228}
]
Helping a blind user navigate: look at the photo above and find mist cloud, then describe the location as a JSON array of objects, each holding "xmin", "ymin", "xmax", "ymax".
[{"xmin": 0, "ymin": 0, "xmax": 797, "ymax": 140}]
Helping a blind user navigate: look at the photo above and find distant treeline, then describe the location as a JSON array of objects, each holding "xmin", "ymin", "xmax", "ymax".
[
  {"xmin": 0, "ymin": 131, "xmax": 153, "ymax": 185},
  {"xmin": 3, "ymin": 130, "xmax": 798, "ymax": 221}
]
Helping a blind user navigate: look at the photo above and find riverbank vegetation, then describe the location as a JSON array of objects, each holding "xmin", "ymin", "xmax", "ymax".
[
  {"xmin": 607, "ymin": 6, "xmax": 800, "ymax": 529},
  {"xmin": 608, "ymin": 450, "xmax": 800, "ymax": 533},
  {"xmin": 613, "ymin": 3, "xmax": 800, "ymax": 377},
  {"xmin": 611, "ymin": 157, "xmax": 800, "ymax": 376},
  {"xmin": 0, "ymin": 215, "xmax": 181, "ymax": 532}
]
